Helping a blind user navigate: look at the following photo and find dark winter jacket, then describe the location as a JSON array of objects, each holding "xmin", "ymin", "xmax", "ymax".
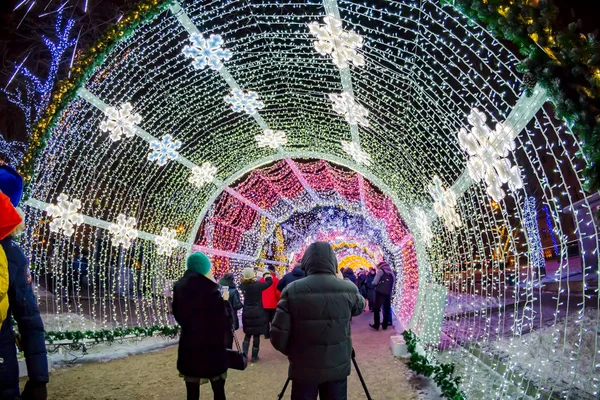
[
  {"xmin": 342, "ymin": 270, "xmax": 356, "ymax": 284},
  {"xmin": 240, "ymin": 277, "xmax": 272, "ymax": 335},
  {"xmin": 366, "ymin": 272, "xmax": 376, "ymax": 304},
  {"xmin": 218, "ymin": 275, "xmax": 243, "ymax": 330},
  {"xmin": 173, "ymin": 271, "xmax": 229, "ymax": 378},
  {"xmin": 356, "ymin": 274, "xmax": 367, "ymax": 298},
  {"xmin": 277, "ymin": 266, "xmax": 305, "ymax": 292},
  {"xmin": 271, "ymin": 242, "xmax": 365, "ymax": 384},
  {"xmin": 0, "ymin": 237, "xmax": 48, "ymax": 399},
  {"xmin": 373, "ymin": 263, "xmax": 395, "ymax": 295}
]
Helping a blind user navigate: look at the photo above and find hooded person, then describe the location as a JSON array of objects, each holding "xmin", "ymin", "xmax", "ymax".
[
  {"xmin": 369, "ymin": 261, "xmax": 395, "ymax": 331},
  {"xmin": 342, "ymin": 267, "xmax": 357, "ymax": 284},
  {"xmin": 173, "ymin": 252, "xmax": 230, "ymax": 400},
  {"xmin": 218, "ymin": 272, "xmax": 243, "ymax": 348},
  {"xmin": 239, "ymin": 267, "xmax": 272, "ymax": 362},
  {"xmin": 270, "ymin": 242, "xmax": 365, "ymax": 400},
  {"xmin": 276, "ymin": 262, "xmax": 305, "ymax": 292},
  {"xmin": 0, "ymin": 165, "xmax": 49, "ymax": 400}
]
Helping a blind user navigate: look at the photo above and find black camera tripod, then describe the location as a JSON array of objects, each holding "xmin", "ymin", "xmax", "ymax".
[{"xmin": 277, "ymin": 349, "xmax": 373, "ymax": 399}]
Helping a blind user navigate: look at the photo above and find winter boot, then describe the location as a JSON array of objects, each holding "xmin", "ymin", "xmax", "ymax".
[
  {"xmin": 242, "ymin": 340, "xmax": 250, "ymax": 356},
  {"xmin": 252, "ymin": 346, "xmax": 260, "ymax": 362}
]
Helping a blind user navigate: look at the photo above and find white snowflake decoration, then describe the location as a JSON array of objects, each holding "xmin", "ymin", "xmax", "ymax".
[
  {"xmin": 189, "ymin": 162, "xmax": 217, "ymax": 188},
  {"xmin": 413, "ymin": 208, "xmax": 433, "ymax": 247},
  {"xmin": 457, "ymin": 108, "xmax": 523, "ymax": 202},
  {"xmin": 148, "ymin": 134, "xmax": 182, "ymax": 166},
  {"xmin": 109, "ymin": 214, "xmax": 138, "ymax": 249},
  {"xmin": 428, "ymin": 176, "xmax": 462, "ymax": 231},
  {"xmin": 308, "ymin": 15, "xmax": 365, "ymax": 69},
  {"xmin": 182, "ymin": 33, "xmax": 232, "ymax": 71},
  {"xmin": 255, "ymin": 129, "xmax": 287, "ymax": 149},
  {"xmin": 341, "ymin": 140, "xmax": 371, "ymax": 166},
  {"xmin": 224, "ymin": 89, "xmax": 265, "ymax": 115},
  {"xmin": 329, "ymin": 92, "xmax": 369, "ymax": 127},
  {"xmin": 99, "ymin": 102, "xmax": 142, "ymax": 141},
  {"xmin": 46, "ymin": 194, "xmax": 84, "ymax": 237},
  {"xmin": 155, "ymin": 227, "xmax": 179, "ymax": 256}
]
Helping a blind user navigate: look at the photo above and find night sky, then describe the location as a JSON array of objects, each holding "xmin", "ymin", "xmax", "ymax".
[{"xmin": 0, "ymin": 0, "xmax": 598, "ymax": 142}]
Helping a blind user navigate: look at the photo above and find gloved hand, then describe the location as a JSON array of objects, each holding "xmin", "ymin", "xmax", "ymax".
[{"xmin": 21, "ymin": 380, "xmax": 47, "ymax": 400}]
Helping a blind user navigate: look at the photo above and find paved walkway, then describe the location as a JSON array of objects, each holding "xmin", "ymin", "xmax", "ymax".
[{"xmin": 26, "ymin": 312, "xmax": 425, "ymax": 399}]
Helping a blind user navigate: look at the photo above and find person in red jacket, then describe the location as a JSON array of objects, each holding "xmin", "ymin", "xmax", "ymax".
[{"xmin": 260, "ymin": 265, "xmax": 280, "ymax": 339}]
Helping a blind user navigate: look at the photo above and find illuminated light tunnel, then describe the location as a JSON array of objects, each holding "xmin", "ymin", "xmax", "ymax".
[{"xmin": 17, "ymin": 0, "xmax": 600, "ymax": 398}]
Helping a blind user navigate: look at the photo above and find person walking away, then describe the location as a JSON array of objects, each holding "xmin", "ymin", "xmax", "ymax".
[
  {"xmin": 72, "ymin": 248, "xmax": 90, "ymax": 292},
  {"xmin": 0, "ymin": 165, "xmax": 48, "ymax": 400},
  {"xmin": 366, "ymin": 267, "xmax": 376, "ymax": 311},
  {"xmin": 342, "ymin": 267, "xmax": 356, "ymax": 284},
  {"xmin": 240, "ymin": 268, "xmax": 272, "ymax": 362},
  {"xmin": 277, "ymin": 262, "xmax": 305, "ymax": 292},
  {"xmin": 218, "ymin": 273, "xmax": 243, "ymax": 349},
  {"xmin": 173, "ymin": 252, "xmax": 230, "ymax": 400},
  {"xmin": 369, "ymin": 261, "xmax": 395, "ymax": 331},
  {"xmin": 260, "ymin": 265, "xmax": 280, "ymax": 339},
  {"xmin": 271, "ymin": 242, "xmax": 365, "ymax": 400},
  {"xmin": 356, "ymin": 269, "xmax": 368, "ymax": 301}
]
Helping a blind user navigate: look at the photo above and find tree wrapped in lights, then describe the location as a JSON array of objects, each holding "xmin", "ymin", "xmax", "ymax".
[{"xmin": 1, "ymin": 9, "xmax": 76, "ymax": 166}]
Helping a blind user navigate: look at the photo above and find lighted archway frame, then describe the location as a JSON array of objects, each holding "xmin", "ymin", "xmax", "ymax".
[
  {"xmin": 18, "ymin": 0, "xmax": 600, "ymax": 397},
  {"xmin": 193, "ymin": 155, "xmax": 413, "ymax": 263}
]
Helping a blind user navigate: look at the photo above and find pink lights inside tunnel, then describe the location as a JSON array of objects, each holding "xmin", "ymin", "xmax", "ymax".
[{"xmin": 192, "ymin": 158, "xmax": 420, "ymax": 325}]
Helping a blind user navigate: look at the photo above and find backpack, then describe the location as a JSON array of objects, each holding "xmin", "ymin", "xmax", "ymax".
[
  {"xmin": 376, "ymin": 271, "xmax": 393, "ymax": 295},
  {"xmin": 0, "ymin": 244, "xmax": 9, "ymax": 327}
]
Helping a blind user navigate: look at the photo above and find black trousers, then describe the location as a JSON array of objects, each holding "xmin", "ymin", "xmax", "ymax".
[
  {"xmin": 244, "ymin": 333, "xmax": 260, "ymax": 349},
  {"xmin": 291, "ymin": 379, "xmax": 348, "ymax": 400},
  {"xmin": 265, "ymin": 308, "xmax": 276, "ymax": 338},
  {"xmin": 185, "ymin": 378, "xmax": 226, "ymax": 400},
  {"xmin": 373, "ymin": 292, "xmax": 392, "ymax": 329}
]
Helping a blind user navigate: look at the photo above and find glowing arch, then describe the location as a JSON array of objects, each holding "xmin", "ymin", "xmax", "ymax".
[{"xmin": 17, "ymin": 0, "xmax": 600, "ymax": 397}]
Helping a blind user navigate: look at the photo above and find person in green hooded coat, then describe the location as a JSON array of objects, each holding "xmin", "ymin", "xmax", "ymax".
[{"xmin": 173, "ymin": 252, "xmax": 230, "ymax": 400}]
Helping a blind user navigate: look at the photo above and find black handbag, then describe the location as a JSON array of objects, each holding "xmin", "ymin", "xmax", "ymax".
[{"xmin": 226, "ymin": 325, "xmax": 247, "ymax": 370}]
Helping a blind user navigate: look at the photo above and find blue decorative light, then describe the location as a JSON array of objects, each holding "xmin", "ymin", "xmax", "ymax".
[{"xmin": 542, "ymin": 204, "xmax": 559, "ymax": 257}]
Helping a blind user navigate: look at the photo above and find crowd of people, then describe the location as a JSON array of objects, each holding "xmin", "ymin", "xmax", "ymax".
[
  {"xmin": 174, "ymin": 244, "xmax": 396, "ymax": 400},
  {"xmin": 0, "ymin": 164, "xmax": 398, "ymax": 400}
]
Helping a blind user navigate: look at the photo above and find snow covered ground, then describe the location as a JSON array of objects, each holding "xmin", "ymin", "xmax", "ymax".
[
  {"xmin": 482, "ymin": 309, "xmax": 600, "ymax": 399},
  {"xmin": 444, "ymin": 292, "xmax": 515, "ymax": 318}
]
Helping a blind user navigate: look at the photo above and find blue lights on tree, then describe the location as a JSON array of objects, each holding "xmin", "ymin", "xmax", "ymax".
[
  {"xmin": 542, "ymin": 204, "xmax": 559, "ymax": 258},
  {"xmin": 523, "ymin": 197, "xmax": 546, "ymax": 277},
  {"xmin": 0, "ymin": 10, "xmax": 76, "ymax": 166}
]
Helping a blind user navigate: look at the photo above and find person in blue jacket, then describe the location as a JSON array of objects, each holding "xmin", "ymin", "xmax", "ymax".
[
  {"xmin": 0, "ymin": 165, "xmax": 48, "ymax": 400},
  {"xmin": 276, "ymin": 262, "xmax": 305, "ymax": 292}
]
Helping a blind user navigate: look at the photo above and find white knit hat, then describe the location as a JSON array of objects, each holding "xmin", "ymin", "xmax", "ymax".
[{"xmin": 242, "ymin": 267, "xmax": 255, "ymax": 280}]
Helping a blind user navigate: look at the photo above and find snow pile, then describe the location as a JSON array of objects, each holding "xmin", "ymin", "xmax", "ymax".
[
  {"xmin": 487, "ymin": 309, "xmax": 600, "ymax": 399},
  {"xmin": 436, "ymin": 346, "xmax": 525, "ymax": 399},
  {"xmin": 445, "ymin": 292, "xmax": 515, "ymax": 318},
  {"xmin": 41, "ymin": 313, "xmax": 99, "ymax": 332}
]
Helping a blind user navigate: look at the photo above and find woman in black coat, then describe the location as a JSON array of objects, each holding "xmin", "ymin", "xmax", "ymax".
[
  {"xmin": 218, "ymin": 273, "xmax": 243, "ymax": 348},
  {"xmin": 239, "ymin": 267, "xmax": 272, "ymax": 362},
  {"xmin": 173, "ymin": 252, "xmax": 230, "ymax": 400}
]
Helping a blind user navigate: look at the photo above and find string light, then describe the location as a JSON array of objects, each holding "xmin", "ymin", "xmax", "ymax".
[{"xmin": 17, "ymin": 1, "xmax": 599, "ymax": 398}]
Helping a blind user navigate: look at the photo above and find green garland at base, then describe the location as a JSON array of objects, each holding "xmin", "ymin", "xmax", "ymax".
[
  {"xmin": 402, "ymin": 330, "xmax": 465, "ymax": 400},
  {"xmin": 44, "ymin": 324, "xmax": 180, "ymax": 344}
]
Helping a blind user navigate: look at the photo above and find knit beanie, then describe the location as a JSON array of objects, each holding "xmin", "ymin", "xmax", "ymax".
[
  {"xmin": 0, "ymin": 192, "xmax": 22, "ymax": 240},
  {"xmin": 187, "ymin": 252, "xmax": 212, "ymax": 276},
  {"xmin": 0, "ymin": 165, "xmax": 24, "ymax": 207},
  {"xmin": 242, "ymin": 267, "xmax": 255, "ymax": 280}
]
